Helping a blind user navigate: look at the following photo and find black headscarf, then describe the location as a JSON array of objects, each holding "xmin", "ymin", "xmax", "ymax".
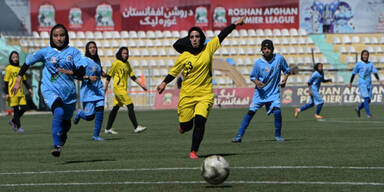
[
  {"xmin": 9, "ymin": 51, "xmax": 19, "ymax": 66},
  {"xmin": 173, "ymin": 26, "xmax": 206, "ymax": 55},
  {"xmin": 361, "ymin": 49, "xmax": 369, "ymax": 63},
  {"xmin": 313, "ymin": 63, "xmax": 323, "ymax": 74},
  {"xmin": 261, "ymin": 39, "xmax": 274, "ymax": 61},
  {"xmin": 115, "ymin": 47, "xmax": 129, "ymax": 62},
  {"xmin": 85, "ymin": 41, "xmax": 100, "ymax": 63},
  {"xmin": 49, "ymin": 24, "xmax": 69, "ymax": 50}
]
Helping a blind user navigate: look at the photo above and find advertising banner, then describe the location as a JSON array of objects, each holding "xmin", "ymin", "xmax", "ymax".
[
  {"xmin": 300, "ymin": 0, "xmax": 384, "ymax": 33},
  {"xmin": 30, "ymin": 0, "xmax": 121, "ymax": 32},
  {"xmin": 120, "ymin": 0, "xmax": 299, "ymax": 31},
  {"xmin": 154, "ymin": 85, "xmax": 384, "ymax": 109}
]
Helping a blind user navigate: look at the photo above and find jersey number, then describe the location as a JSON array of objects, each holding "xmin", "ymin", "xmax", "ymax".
[{"xmin": 185, "ymin": 62, "xmax": 193, "ymax": 77}]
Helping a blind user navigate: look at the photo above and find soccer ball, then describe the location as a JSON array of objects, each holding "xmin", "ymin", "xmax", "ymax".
[{"xmin": 201, "ymin": 155, "xmax": 230, "ymax": 185}]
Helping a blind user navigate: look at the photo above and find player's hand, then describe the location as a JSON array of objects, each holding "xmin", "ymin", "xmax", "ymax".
[
  {"xmin": 11, "ymin": 76, "xmax": 22, "ymax": 95},
  {"xmin": 280, "ymin": 79, "xmax": 287, "ymax": 88},
  {"xmin": 234, "ymin": 16, "xmax": 245, "ymax": 26},
  {"xmin": 57, "ymin": 68, "xmax": 74, "ymax": 75},
  {"xmin": 348, "ymin": 83, "xmax": 352, "ymax": 89},
  {"xmin": 157, "ymin": 82, "xmax": 167, "ymax": 94},
  {"xmin": 309, "ymin": 89, "xmax": 313, "ymax": 96},
  {"xmin": 4, "ymin": 94, "xmax": 9, "ymax": 100},
  {"xmin": 28, "ymin": 88, "xmax": 33, "ymax": 96},
  {"xmin": 101, "ymin": 71, "xmax": 107, "ymax": 78},
  {"xmin": 254, "ymin": 80, "xmax": 265, "ymax": 89},
  {"xmin": 141, "ymin": 85, "xmax": 148, "ymax": 91}
]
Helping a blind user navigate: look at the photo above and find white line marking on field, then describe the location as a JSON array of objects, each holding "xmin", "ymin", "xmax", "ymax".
[
  {"xmin": 1, "ymin": 166, "xmax": 384, "ymax": 175},
  {"xmin": 319, "ymin": 119, "xmax": 384, "ymax": 124},
  {"xmin": 1, "ymin": 180, "xmax": 384, "ymax": 187}
]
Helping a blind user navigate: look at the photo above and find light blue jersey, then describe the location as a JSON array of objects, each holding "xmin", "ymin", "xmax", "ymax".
[
  {"xmin": 26, "ymin": 46, "xmax": 82, "ymax": 108},
  {"xmin": 79, "ymin": 57, "xmax": 104, "ymax": 103},
  {"xmin": 308, "ymin": 71, "xmax": 324, "ymax": 105},
  {"xmin": 352, "ymin": 61, "xmax": 378, "ymax": 99},
  {"xmin": 249, "ymin": 54, "xmax": 289, "ymax": 114}
]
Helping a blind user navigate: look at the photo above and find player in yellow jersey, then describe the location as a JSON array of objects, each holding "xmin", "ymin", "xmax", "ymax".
[
  {"xmin": 157, "ymin": 16, "xmax": 245, "ymax": 159},
  {"xmin": 3, "ymin": 51, "xmax": 33, "ymax": 132},
  {"xmin": 104, "ymin": 47, "xmax": 147, "ymax": 134}
]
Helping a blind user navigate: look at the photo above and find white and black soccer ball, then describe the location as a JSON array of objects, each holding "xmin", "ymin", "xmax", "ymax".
[{"xmin": 201, "ymin": 155, "xmax": 230, "ymax": 185}]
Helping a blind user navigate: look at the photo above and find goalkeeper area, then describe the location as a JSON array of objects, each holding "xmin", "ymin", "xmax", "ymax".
[{"xmin": 0, "ymin": 106, "xmax": 383, "ymax": 192}]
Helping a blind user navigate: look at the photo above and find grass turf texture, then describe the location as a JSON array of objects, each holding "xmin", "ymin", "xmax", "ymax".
[{"xmin": 0, "ymin": 106, "xmax": 384, "ymax": 192}]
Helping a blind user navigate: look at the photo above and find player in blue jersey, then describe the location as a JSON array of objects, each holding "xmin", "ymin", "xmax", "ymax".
[
  {"xmin": 11, "ymin": 24, "xmax": 85, "ymax": 157},
  {"xmin": 295, "ymin": 63, "xmax": 332, "ymax": 119},
  {"xmin": 232, "ymin": 39, "xmax": 290, "ymax": 143},
  {"xmin": 71, "ymin": 41, "xmax": 105, "ymax": 141},
  {"xmin": 348, "ymin": 50, "xmax": 381, "ymax": 118}
]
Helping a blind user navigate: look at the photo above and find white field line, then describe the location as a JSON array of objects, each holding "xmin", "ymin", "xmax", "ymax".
[
  {"xmin": 1, "ymin": 166, "xmax": 384, "ymax": 175},
  {"xmin": 1, "ymin": 180, "xmax": 384, "ymax": 187},
  {"xmin": 319, "ymin": 119, "xmax": 384, "ymax": 124}
]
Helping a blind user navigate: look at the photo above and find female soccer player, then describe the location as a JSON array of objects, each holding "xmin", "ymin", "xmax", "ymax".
[
  {"xmin": 348, "ymin": 50, "xmax": 381, "ymax": 118},
  {"xmin": 3, "ymin": 51, "xmax": 33, "ymax": 133},
  {"xmin": 157, "ymin": 16, "xmax": 245, "ymax": 159},
  {"xmin": 71, "ymin": 41, "xmax": 105, "ymax": 141},
  {"xmin": 104, "ymin": 47, "xmax": 147, "ymax": 134},
  {"xmin": 12, "ymin": 24, "xmax": 85, "ymax": 157},
  {"xmin": 232, "ymin": 39, "xmax": 290, "ymax": 143},
  {"xmin": 295, "ymin": 63, "xmax": 332, "ymax": 119}
]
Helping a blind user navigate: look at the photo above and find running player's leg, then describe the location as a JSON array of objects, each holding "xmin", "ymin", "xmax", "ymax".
[
  {"xmin": 51, "ymin": 99, "xmax": 65, "ymax": 153},
  {"xmin": 60, "ymin": 103, "xmax": 76, "ymax": 147},
  {"xmin": 105, "ymin": 95, "xmax": 123, "ymax": 134},
  {"xmin": 127, "ymin": 103, "xmax": 138, "ymax": 129},
  {"xmin": 178, "ymin": 96, "xmax": 196, "ymax": 134},
  {"xmin": 266, "ymin": 100, "xmax": 284, "ymax": 142},
  {"xmin": 92, "ymin": 100, "xmax": 104, "ymax": 140},
  {"xmin": 190, "ymin": 95, "xmax": 213, "ymax": 157},
  {"xmin": 299, "ymin": 97, "xmax": 315, "ymax": 112},
  {"xmin": 363, "ymin": 97, "xmax": 371, "ymax": 116},
  {"xmin": 106, "ymin": 105, "xmax": 119, "ymax": 131},
  {"xmin": 232, "ymin": 98, "xmax": 262, "ymax": 142},
  {"xmin": 12, "ymin": 106, "xmax": 21, "ymax": 129}
]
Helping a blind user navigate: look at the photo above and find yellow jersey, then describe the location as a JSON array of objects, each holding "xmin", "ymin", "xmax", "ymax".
[
  {"xmin": 107, "ymin": 59, "xmax": 135, "ymax": 93},
  {"xmin": 3, "ymin": 65, "xmax": 26, "ymax": 97},
  {"xmin": 169, "ymin": 36, "xmax": 220, "ymax": 97}
]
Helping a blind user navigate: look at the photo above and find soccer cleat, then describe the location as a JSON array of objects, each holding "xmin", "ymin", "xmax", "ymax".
[
  {"xmin": 232, "ymin": 135, "xmax": 242, "ymax": 143},
  {"xmin": 17, "ymin": 127, "xmax": 24, "ymax": 133},
  {"xmin": 178, "ymin": 126, "xmax": 184, "ymax": 134},
  {"xmin": 9, "ymin": 120, "xmax": 17, "ymax": 131},
  {"xmin": 73, "ymin": 110, "xmax": 81, "ymax": 125},
  {"xmin": 294, "ymin": 108, "xmax": 300, "ymax": 118},
  {"xmin": 189, "ymin": 151, "xmax": 199, "ymax": 159},
  {"xmin": 275, "ymin": 136, "xmax": 284, "ymax": 142},
  {"xmin": 367, "ymin": 114, "xmax": 373, "ymax": 119},
  {"xmin": 51, "ymin": 146, "xmax": 62, "ymax": 157},
  {"xmin": 314, "ymin": 114, "xmax": 323, "ymax": 119},
  {"xmin": 105, "ymin": 129, "xmax": 118, "ymax": 134},
  {"xmin": 134, "ymin": 125, "xmax": 147, "ymax": 133},
  {"xmin": 354, "ymin": 108, "xmax": 360, "ymax": 118},
  {"xmin": 92, "ymin": 136, "xmax": 104, "ymax": 141}
]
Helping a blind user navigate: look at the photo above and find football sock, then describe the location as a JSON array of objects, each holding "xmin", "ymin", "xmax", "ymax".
[
  {"xmin": 236, "ymin": 111, "xmax": 255, "ymax": 137},
  {"xmin": 316, "ymin": 103, "xmax": 323, "ymax": 115},
  {"xmin": 94, "ymin": 110, "xmax": 103, "ymax": 137},
  {"xmin": 12, "ymin": 106, "xmax": 21, "ymax": 128},
  {"xmin": 127, "ymin": 104, "xmax": 138, "ymax": 129},
  {"xmin": 52, "ymin": 107, "xmax": 64, "ymax": 147},
  {"xmin": 363, "ymin": 98, "xmax": 371, "ymax": 115},
  {"xmin": 273, "ymin": 109, "xmax": 282, "ymax": 137},
  {"xmin": 357, "ymin": 102, "xmax": 364, "ymax": 111},
  {"xmin": 106, "ymin": 105, "xmax": 119, "ymax": 130},
  {"xmin": 300, "ymin": 103, "xmax": 314, "ymax": 112},
  {"xmin": 191, "ymin": 115, "xmax": 206, "ymax": 152}
]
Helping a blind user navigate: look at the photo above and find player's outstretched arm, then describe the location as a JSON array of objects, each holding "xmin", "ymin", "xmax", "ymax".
[
  {"xmin": 280, "ymin": 73, "xmax": 289, "ymax": 88},
  {"xmin": 134, "ymin": 78, "xmax": 147, "ymax": 91}
]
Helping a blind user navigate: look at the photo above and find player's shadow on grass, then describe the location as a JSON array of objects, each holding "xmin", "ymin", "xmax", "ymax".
[
  {"xmin": 103, "ymin": 138, "xmax": 124, "ymax": 141},
  {"xmin": 63, "ymin": 159, "xmax": 115, "ymax": 164},
  {"xmin": 199, "ymin": 153, "xmax": 238, "ymax": 158},
  {"xmin": 205, "ymin": 184, "xmax": 232, "ymax": 189}
]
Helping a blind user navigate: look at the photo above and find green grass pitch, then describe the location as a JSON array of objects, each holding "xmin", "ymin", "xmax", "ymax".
[{"xmin": 1, "ymin": 106, "xmax": 384, "ymax": 192}]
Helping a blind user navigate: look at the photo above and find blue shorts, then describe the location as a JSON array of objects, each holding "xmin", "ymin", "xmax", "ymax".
[
  {"xmin": 82, "ymin": 100, "xmax": 104, "ymax": 116},
  {"xmin": 309, "ymin": 90, "xmax": 324, "ymax": 105},
  {"xmin": 359, "ymin": 84, "xmax": 372, "ymax": 99},
  {"xmin": 249, "ymin": 99, "xmax": 280, "ymax": 115}
]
